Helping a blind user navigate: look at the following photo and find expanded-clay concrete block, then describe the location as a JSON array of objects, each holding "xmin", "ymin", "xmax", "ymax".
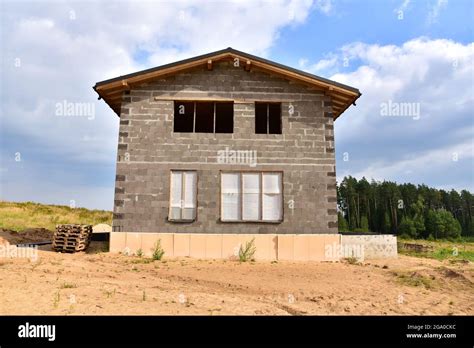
[
  {"xmin": 222, "ymin": 234, "xmax": 242, "ymax": 260},
  {"xmin": 308, "ymin": 234, "xmax": 327, "ymax": 261},
  {"xmin": 140, "ymin": 233, "xmax": 157, "ymax": 257},
  {"xmin": 109, "ymin": 232, "xmax": 126, "ymax": 253},
  {"xmin": 205, "ymin": 234, "xmax": 223, "ymax": 259},
  {"xmin": 323, "ymin": 234, "xmax": 341, "ymax": 261},
  {"xmin": 125, "ymin": 232, "xmax": 142, "ymax": 255},
  {"xmin": 252, "ymin": 234, "xmax": 277, "ymax": 261},
  {"xmin": 190, "ymin": 234, "xmax": 206, "ymax": 258},
  {"xmin": 293, "ymin": 235, "xmax": 310, "ymax": 261},
  {"xmin": 158, "ymin": 233, "xmax": 175, "ymax": 258},
  {"xmin": 234, "ymin": 234, "xmax": 258, "ymax": 260},
  {"xmin": 174, "ymin": 233, "xmax": 190, "ymax": 257},
  {"xmin": 141, "ymin": 233, "xmax": 174, "ymax": 257},
  {"xmin": 277, "ymin": 235, "xmax": 294, "ymax": 260}
]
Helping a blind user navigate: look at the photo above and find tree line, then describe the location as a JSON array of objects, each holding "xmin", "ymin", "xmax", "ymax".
[{"xmin": 337, "ymin": 176, "xmax": 474, "ymax": 239}]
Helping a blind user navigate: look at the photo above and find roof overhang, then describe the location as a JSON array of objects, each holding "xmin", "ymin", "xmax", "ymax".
[{"xmin": 93, "ymin": 47, "xmax": 361, "ymax": 119}]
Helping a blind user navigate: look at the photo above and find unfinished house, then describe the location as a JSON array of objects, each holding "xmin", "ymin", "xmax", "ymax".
[{"xmin": 94, "ymin": 48, "xmax": 374, "ymax": 261}]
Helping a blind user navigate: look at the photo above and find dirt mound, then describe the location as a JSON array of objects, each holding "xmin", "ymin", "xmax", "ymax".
[
  {"xmin": 0, "ymin": 228, "xmax": 53, "ymax": 245},
  {"xmin": 92, "ymin": 223, "xmax": 112, "ymax": 233},
  {"xmin": 439, "ymin": 267, "xmax": 472, "ymax": 284},
  {"xmin": 442, "ymin": 268, "xmax": 463, "ymax": 278},
  {"xmin": 0, "ymin": 236, "xmax": 10, "ymax": 245}
]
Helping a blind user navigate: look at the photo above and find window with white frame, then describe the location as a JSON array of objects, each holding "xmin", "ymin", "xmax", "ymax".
[
  {"xmin": 220, "ymin": 172, "xmax": 283, "ymax": 222},
  {"xmin": 169, "ymin": 171, "xmax": 197, "ymax": 221}
]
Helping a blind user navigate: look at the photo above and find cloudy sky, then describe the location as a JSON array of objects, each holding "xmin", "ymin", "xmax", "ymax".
[{"xmin": 1, "ymin": 0, "xmax": 473, "ymax": 210}]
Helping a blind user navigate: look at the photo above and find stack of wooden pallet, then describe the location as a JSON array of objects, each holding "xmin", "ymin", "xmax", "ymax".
[{"xmin": 52, "ymin": 224, "xmax": 92, "ymax": 253}]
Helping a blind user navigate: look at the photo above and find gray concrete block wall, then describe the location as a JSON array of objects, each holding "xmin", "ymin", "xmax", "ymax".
[{"xmin": 113, "ymin": 60, "xmax": 337, "ymax": 234}]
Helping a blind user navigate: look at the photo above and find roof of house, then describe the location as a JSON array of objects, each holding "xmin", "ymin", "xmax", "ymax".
[{"xmin": 93, "ymin": 47, "xmax": 361, "ymax": 119}]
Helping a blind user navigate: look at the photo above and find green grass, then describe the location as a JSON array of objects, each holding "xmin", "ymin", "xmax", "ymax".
[
  {"xmin": 432, "ymin": 248, "xmax": 474, "ymax": 262},
  {"xmin": 394, "ymin": 271, "xmax": 435, "ymax": 289},
  {"xmin": 398, "ymin": 238, "xmax": 474, "ymax": 262},
  {"xmin": 130, "ymin": 258, "xmax": 153, "ymax": 264},
  {"xmin": 53, "ymin": 291, "xmax": 60, "ymax": 308},
  {"xmin": 60, "ymin": 282, "xmax": 77, "ymax": 289},
  {"xmin": 0, "ymin": 200, "xmax": 112, "ymax": 231},
  {"xmin": 152, "ymin": 240, "xmax": 165, "ymax": 261},
  {"xmin": 343, "ymin": 256, "xmax": 360, "ymax": 265},
  {"xmin": 238, "ymin": 238, "xmax": 256, "ymax": 262}
]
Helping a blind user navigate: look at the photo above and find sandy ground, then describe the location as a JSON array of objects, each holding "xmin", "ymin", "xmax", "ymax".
[{"xmin": 0, "ymin": 239, "xmax": 472, "ymax": 315}]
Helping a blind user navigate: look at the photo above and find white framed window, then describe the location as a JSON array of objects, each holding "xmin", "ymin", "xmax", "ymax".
[
  {"xmin": 220, "ymin": 172, "xmax": 283, "ymax": 222},
  {"xmin": 169, "ymin": 170, "xmax": 197, "ymax": 221},
  {"xmin": 221, "ymin": 172, "xmax": 241, "ymax": 221}
]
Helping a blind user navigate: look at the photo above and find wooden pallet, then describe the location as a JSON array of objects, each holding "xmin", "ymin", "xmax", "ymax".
[
  {"xmin": 53, "ymin": 237, "xmax": 89, "ymax": 243},
  {"xmin": 52, "ymin": 224, "xmax": 92, "ymax": 253}
]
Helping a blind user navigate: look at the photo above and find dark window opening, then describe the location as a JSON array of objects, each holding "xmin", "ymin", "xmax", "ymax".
[
  {"xmin": 215, "ymin": 102, "xmax": 234, "ymax": 133},
  {"xmin": 268, "ymin": 103, "xmax": 282, "ymax": 134},
  {"xmin": 173, "ymin": 101, "xmax": 194, "ymax": 132},
  {"xmin": 255, "ymin": 102, "xmax": 282, "ymax": 134},
  {"xmin": 255, "ymin": 102, "xmax": 268, "ymax": 134},
  {"xmin": 173, "ymin": 101, "xmax": 234, "ymax": 133},
  {"xmin": 195, "ymin": 102, "xmax": 214, "ymax": 133}
]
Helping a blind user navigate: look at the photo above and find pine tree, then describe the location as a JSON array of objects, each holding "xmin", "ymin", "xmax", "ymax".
[{"xmin": 338, "ymin": 212, "xmax": 349, "ymax": 232}]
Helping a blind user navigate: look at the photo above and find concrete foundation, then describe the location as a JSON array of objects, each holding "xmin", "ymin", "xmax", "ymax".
[
  {"xmin": 110, "ymin": 232, "xmax": 397, "ymax": 261},
  {"xmin": 340, "ymin": 234, "xmax": 398, "ymax": 261}
]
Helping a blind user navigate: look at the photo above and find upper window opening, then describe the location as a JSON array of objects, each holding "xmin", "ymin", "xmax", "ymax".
[
  {"xmin": 174, "ymin": 101, "xmax": 233, "ymax": 133},
  {"xmin": 215, "ymin": 102, "xmax": 234, "ymax": 133},
  {"xmin": 195, "ymin": 102, "xmax": 214, "ymax": 133},
  {"xmin": 173, "ymin": 102, "xmax": 194, "ymax": 133},
  {"xmin": 255, "ymin": 102, "xmax": 281, "ymax": 134}
]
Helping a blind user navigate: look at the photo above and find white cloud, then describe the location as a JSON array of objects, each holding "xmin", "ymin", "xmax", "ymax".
[
  {"xmin": 299, "ymin": 55, "xmax": 338, "ymax": 74},
  {"xmin": 395, "ymin": 0, "xmax": 411, "ymax": 14},
  {"xmin": 330, "ymin": 38, "xmax": 474, "ymax": 135},
  {"xmin": 427, "ymin": 0, "xmax": 448, "ymax": 25},
  {"xmin": 394, "ymin": 0, "xmax": 448, "ymax": 24},
  {"xmin": 298, "ymin": 58, "xmax": 309, "ymax": 68},
  {"xmin": 314, "ymin": 0, "xmax": 333, "ymax": 15}
]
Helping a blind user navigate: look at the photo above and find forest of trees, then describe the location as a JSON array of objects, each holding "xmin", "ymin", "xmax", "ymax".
[{"xmin": 337, "ymin": 176, "xmax": 474, "ymax": 239}]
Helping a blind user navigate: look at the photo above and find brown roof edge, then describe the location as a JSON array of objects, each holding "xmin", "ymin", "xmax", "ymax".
[
  {"xmin": 93, "ymin": 47, "xmax": 361, "ymax": 118},
  {"xmin": 94, "ymin": 47, "xmax": 360, "ymax": 94},
  {"xmin": 334, "ymin": 92, "xmax": 362, "ymax": 121},
  {"xmin": 93, "ymin": 85, "xmax": 119, "ymax": 115}
]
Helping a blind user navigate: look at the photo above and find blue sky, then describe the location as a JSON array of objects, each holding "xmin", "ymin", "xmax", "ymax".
[{"xmin": 0, "ymin": 0, "xmax": 473, "ymax": 210}]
